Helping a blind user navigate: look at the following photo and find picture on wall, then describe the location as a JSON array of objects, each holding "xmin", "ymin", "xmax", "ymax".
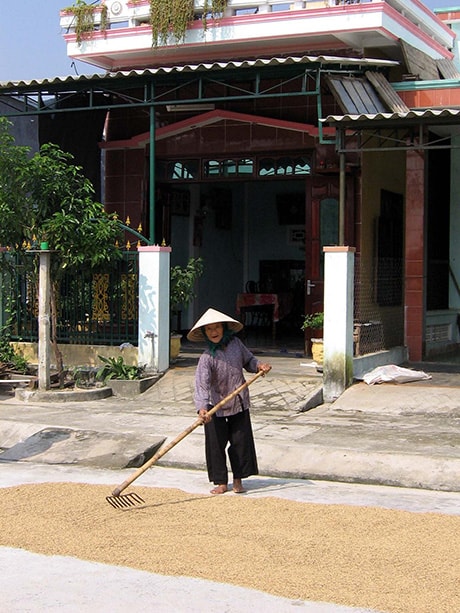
[{"xmin": 276, "ymin": 193, "xmax": 305, "ymax": 225}]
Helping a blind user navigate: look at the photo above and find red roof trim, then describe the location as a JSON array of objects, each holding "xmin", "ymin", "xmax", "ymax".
[{"xmin": 101, "ymin": 109, "xmax": 333, "ymax": 149}]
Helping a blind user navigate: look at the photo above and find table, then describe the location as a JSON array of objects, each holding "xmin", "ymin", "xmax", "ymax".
[{"xmin": 236, "ymin": 293, "xmax": 292, "ymax": 339}]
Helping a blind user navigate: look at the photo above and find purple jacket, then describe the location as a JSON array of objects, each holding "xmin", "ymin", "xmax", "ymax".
[{"xmin": 194, "ymin": 337, "xmax": 260, "ymax": 417}]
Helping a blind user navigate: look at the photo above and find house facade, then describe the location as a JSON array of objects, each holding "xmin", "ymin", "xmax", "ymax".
[{"xmin": 2, "ymin": 0, "xmax": 460, "ymax": 367}]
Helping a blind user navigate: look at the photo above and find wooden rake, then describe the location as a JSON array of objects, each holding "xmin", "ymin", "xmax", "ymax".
[{"xmin": 106, "ymin": 370, "xmax": 265, "ymax": 508}]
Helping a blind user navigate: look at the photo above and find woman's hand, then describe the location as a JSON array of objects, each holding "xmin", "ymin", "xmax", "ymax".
[
  {"xmin": 198, "ymin": 408, "xmax": 212, "ymax": 424},
  {"xmin": 258, "ymin": 362, "xmax": 272, "ymax": 374}
]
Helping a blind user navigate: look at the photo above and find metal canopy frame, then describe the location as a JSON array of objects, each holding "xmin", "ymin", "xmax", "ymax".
[
  {"xmin": 0, "ymin": 68, "xmax": 318, "ymax": 114},
  {"xmin": 0, "ymin": 57, "xmax": 400, "ymax": 243},
  {"xmin": 335, "ymin": 124, "xmax": 458, "ymax": 153},
  {"xmin": 0, "ymin": 58, "xmax": 389, "ymax": 118},
  {"xmin": 325, "ymin": 111, "xmax": 460, "ymax": 245}
]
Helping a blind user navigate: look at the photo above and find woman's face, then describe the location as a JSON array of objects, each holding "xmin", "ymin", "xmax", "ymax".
[{"xmin": 204, "ymin": 322, "xmax": 224, "ymax": 344}]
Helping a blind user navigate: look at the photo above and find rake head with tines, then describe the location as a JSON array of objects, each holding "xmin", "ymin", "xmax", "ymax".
[{"xmin": 105, "ymin": 492, "xmax": 145, "ymax": 509}]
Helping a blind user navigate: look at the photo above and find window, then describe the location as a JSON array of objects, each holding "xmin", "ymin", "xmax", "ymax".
[
  {"xmin": 258, "ymin": 156, "xmax": 310, "ymax": 177},
  {"xmin": 159, "ymin": 154, "xmax": 311, "ymax": 181},
  {"xmin": 204, "ymin": 158, "xmax": 254, "ymax": 178},
  {"xmin": 157, "ymin": 160, "xmax": 198, "ymax": 180}
]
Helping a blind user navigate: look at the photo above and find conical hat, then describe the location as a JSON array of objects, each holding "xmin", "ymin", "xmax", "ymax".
[{"xmin": 187, "ymin": 308, "xmax": 243, "ymax": 342}]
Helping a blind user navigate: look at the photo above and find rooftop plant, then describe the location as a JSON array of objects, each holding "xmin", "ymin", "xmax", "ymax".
[
  {"xmin": 149, "ymin": 0, "xmax": 229, "ymax": 46},
  {"xmin": 64, "ymin": 0, "xmax": 108, "ymax": 45},
  {"xmin": 63, "ymin": 1, "xmax": 228, "ymax": 47}
]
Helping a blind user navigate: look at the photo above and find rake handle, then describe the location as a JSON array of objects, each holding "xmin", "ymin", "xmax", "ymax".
[{"xmin": 111, "ymin": 370, "xmax": 265, "ymax": 497}]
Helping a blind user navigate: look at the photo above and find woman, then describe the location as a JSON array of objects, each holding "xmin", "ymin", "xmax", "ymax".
[{"xmin": 187, "ymin": 308, "xmax": 271, "ymax": 494}]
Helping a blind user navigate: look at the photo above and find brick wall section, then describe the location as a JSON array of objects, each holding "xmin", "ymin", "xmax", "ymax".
[{"xmin": 405, "ymin": 149, "xmax": 425, "ymax": 361}]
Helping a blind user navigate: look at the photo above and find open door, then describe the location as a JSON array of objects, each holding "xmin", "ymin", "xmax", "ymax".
[{"xmin": 304, "ymin": 175, "xmax": 354, "ymax": 350}]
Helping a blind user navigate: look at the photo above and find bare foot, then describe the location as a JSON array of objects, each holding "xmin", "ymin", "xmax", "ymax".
[
  {"xmin": 210, "ymin": 484, "xmax": 228, "ymax": 495},
  {"xmin": 232, "ymin": 479, "xmax": 246, "ymax": 494}
]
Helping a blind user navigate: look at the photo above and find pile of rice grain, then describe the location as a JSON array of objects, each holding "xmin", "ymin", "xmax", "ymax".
[{"xmin": 1, "ymin": 482, "xmax": 459, "ymax": 613}]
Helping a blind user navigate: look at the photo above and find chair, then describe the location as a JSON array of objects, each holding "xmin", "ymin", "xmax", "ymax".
[
  {"xmin": 241, "ymin": 281, "xmax": 273, "ymax": 331},
  {"xmin": 245, "ymin": 280, "xmax": 259, "ymax": 293}
]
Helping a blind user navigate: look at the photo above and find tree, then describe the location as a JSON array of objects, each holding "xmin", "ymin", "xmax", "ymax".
[
  {"xmin": 170, "ymin": 257, "xmax": 204, "ymax": 332},
  {"xmin": 0, "ymin": 119, "xmax": 31, "ymax": 248},
  {"xmin": 0, "ymin": 117, "xmax": 122, "ymax": 382}
]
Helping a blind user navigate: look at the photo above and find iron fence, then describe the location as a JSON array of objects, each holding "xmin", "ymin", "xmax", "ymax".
[{"xmin": 3, "ymin": 251, "xmax": 139, "ymax": 346}]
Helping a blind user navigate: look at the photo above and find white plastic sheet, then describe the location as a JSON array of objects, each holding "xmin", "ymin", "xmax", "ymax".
[{"xmin": 363, "ymin": 364, "xmax": 432, "ymax": 385}]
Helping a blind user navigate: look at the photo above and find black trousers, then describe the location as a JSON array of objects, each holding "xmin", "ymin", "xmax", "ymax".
[{"xmin": 204, "ymin": 409, "xmax": 258, "ymax": 485}]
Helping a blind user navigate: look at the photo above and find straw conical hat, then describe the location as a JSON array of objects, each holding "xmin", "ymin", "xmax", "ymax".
[{"xmin": 187, "ymin": 308, "xmax": 243, "ymax": 342}]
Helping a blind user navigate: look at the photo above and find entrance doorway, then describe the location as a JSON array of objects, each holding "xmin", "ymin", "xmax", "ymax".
[{"xmin": 161, "ymin": 173, "xmax": 355, "ymax": 356}]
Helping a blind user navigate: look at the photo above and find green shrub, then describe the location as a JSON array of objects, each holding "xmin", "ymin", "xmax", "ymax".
[
  {"xmin": 0, "ymin": 329, "xmax": 28, "ymax": 373},
  {"xmin": 95, "ymin": 355, "xmax": 144, "ymax": 382}
]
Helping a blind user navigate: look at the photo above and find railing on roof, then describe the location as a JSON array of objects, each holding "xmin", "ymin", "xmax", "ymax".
[
  {"xmin": 59, "ymin": 0, "xmax": 451, "ymax": 56},
  {"xmin": 60, "ymin": 0, "xmax": 368, "ymax": 33}
]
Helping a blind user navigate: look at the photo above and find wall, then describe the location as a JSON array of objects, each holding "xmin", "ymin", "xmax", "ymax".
[
  {"xmin": 192, "ymin": 183, "xmax": 245, "ymax": 320},
  {"xmin": 104, "ymin": 148, "xmax": 145, "ymax": 233},
  {"xmin": 14, "ymin": 342, "xmax": 138, "ymax": 369},
  {"xmin": 360, "ymin": 148, "xmax": 406, "ymax": 348},
  {"xmin": 246, "ymin": 180, "xmax": 306, "ymax": 282},
  {"xmin": 169, "ymin": 179, "xmax": 307, "ymax": 328}
]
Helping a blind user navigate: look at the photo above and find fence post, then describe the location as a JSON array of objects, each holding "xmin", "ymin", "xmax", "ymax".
[
  {"xmin": 323, "ymin": 246, "xmax": 355, "ymax": 402},
  {"xmin": 137, "ymin": 245, "xmax": 171, "ymax": 372}
]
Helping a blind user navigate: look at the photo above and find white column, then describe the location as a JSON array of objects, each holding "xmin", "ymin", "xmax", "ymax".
[
  {"xmin": 38, "ymin": 250, "xmax": 51, "ymax": 390},
  {"xmin": 323, "ymin": 246, "xmax": 355, "ymax": 402},
  {"xmin": 138, "ymin": 245, "xmax": 171, "ymax": 373}
]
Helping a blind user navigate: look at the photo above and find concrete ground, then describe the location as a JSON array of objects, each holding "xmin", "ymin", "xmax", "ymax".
[{"xmin": 0, "ymin": 349, "xmax": 459, "ymax": 492}]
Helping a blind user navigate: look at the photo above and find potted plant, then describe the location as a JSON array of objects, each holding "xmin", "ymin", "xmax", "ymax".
[
  {"xmin": 301, "ymin": 312, "xmax": 324, "ymax": 364},
  {"xmin": 95, "ymin": 355, "xmax": 161, "ymax": 397},
  {"xmin": 170, "ymin": 257, "xmax": 204, "ymax": 360}
]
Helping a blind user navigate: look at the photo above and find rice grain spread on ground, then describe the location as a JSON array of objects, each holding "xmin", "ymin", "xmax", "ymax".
[{"xmin": 1, "ymin": 482, "xmax": 459, "ymax": 613}]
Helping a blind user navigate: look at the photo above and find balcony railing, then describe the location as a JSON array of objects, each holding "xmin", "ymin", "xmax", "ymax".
[
  {"xmin": 60, "ymin": 1, "xmax": 370, "ymax": 34},
  {"xmin": 60, "ymin": 0, "xmax": 452, "ymax": 45}
]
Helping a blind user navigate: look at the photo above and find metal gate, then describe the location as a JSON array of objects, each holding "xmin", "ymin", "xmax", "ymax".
[{"xmin": 4, "ymin": 251, "xmax": 139, "ymax": 346}]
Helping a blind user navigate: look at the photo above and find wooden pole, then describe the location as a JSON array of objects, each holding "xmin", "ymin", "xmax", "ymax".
[{"xmin": 111, "ymin": 371, "xmax": 265, "ymax": 497}]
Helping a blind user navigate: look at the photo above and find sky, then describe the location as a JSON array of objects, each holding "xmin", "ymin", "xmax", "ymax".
[
  {"xmin": 0, "ymin": 0, "xmax": 103, "ymax": 82},
  {"xmin": 0, "ymin": 0, "xmax": 454, "ymax": 83}
]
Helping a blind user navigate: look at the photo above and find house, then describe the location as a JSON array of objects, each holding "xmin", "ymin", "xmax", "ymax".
[{"xmin": 1, "ymin": 0, "xmax": 460, "ymax": 382}]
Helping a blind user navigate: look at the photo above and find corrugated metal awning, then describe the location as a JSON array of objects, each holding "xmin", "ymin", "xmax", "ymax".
[
  {"xmin": 321, "ymin": 108, "xmax": 460, "ymax": 128},
  {"xmin": 0, "ymin": 55, "xmax": 400, "ymax": 91},
  {"xmin": 321, "ymin": 107, "xmax": 460, "ymax": 153}
]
